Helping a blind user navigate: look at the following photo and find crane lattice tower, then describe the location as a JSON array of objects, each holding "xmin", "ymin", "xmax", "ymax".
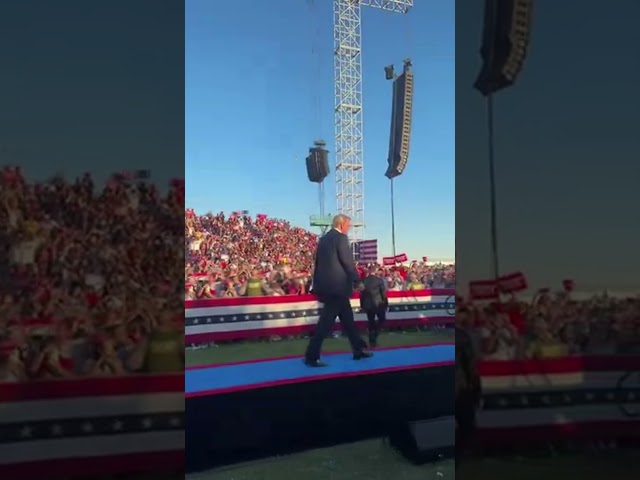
[{"xmin": 333, "ymin": 0, "xmax": 413, "ymax": 242}]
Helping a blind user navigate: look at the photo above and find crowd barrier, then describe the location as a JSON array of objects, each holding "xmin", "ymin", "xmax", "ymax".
[
  {"xmin": 0, "ymin": 374, "xmax": 184, "ymax": 478},
  {"xmin": 185, "ymin": 288, "xmax": 456, "ymax": 344},
  {"xmin": 476, "ymin": 355, "xmax": 640, "ymax": 444}
]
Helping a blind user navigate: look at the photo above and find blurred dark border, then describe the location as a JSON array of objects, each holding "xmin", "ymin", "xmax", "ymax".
[
  {"xmin": 456, "ymin": 0, "xmax": 640, "ymax": 478},
  {"xmin": 0, "ymin": 1, "xmax": 184, "ymax": 478}
]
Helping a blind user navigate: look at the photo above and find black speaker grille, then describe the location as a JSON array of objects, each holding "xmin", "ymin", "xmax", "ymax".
[
  {"xmin": 386, "ymin": 71, "xmax": 414, "ymax": 179},
  {"xmin": 306, "ymin": 147, "xmax": 329, "ymax": 183}
]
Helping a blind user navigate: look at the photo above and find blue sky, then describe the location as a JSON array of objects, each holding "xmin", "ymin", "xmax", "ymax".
[{"xmin": 186, "ymin": 0, "xmax": 454, "ymax": 262}]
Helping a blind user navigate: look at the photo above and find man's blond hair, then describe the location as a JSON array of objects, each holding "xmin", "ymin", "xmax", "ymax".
[{"xmin": 332, "ymin": 214, "xmax": 350, "ymax": 230}]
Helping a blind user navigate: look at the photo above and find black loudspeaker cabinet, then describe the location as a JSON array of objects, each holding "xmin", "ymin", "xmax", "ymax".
[
  {"xmin": 386, "ymin": 70, "xmax": 413, "ymax": 179},
  {"xmin": 387, "ymin": 416, "xmax": 455, "ymax": 465},
  {"xmin": 306, "ymin": 147, "xmax": 329, "ymax": 183}
]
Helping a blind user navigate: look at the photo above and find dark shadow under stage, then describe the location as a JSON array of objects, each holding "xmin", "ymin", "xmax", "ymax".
[{"xmin": 185, "ymin": 344, "xmax": 455, "ymax": 472}]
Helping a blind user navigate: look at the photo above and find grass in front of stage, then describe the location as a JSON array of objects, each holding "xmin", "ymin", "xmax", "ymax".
[
  {"xmin": 190, "ymin": 438, "xmax": 454, "ymax": 480},
  {"xmin": 191, "ymin": 445, "xmax": 639, "ymax": 480},
  {"xmin": 460, "ymin": 448, "xmax": 640, "ymax": 480},
  {"xmin": 186, "ymin": 329, "xmax": 453, "ymax": 366}
]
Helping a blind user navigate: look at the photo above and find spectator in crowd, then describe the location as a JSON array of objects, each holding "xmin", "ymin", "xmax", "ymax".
[
  {"xmin": 478, "ymin": 308, "xmax": 519, "ymax": 360},
  {"xmin": 0, "ymin": 340, "xmax": 23, "ymax": 382},
  {"xmin": 405, "ymin": 272, "xmax": 425, "ymax": 291}
]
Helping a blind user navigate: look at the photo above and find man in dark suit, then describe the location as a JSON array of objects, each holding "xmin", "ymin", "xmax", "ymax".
[
  {"xmin": 359, "ymin": 265, "xmax": 388, "ymax": 348},
  {"xmin": 304, "ymin": 214, "xmax": 373, "ymax": 367}
]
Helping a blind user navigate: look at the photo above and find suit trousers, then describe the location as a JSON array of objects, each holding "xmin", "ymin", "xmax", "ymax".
[
  {"xmin": 305, "ymin": 295, "xmax": 367, "ymax": 361},
  {"xmin": 365, "ymin": 306, "xmax": 386, "ymax": 340}
]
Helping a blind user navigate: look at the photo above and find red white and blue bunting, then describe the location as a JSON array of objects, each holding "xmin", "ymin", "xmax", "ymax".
[
  {"xmin": 0, "ymin": 375, "xmax": 183, "ymax": 478},
  {"xmin": 185, "ymin": 289, "xmax": 456, "ymax": 343},
  {"xmin": 476, "ymin": 356, "xmax": 640, "ymax": 443}
]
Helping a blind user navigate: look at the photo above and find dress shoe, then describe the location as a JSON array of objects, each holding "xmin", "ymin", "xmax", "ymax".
[
  {"xmin": 353, "ymin": 350, "xmax": 374, "ymax": 360},
  {"xmin": 304, "ymin": 358, "xmax": 328, "ymax": 367}
]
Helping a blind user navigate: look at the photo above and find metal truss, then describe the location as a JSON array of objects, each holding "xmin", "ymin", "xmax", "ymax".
[
  {"xmin": 360, "ymin": 0, "xmax": 413, "ymax": 14},
  {"xmin": 333, "ymin": 0, "xmax": 413, "ymax": 242}
]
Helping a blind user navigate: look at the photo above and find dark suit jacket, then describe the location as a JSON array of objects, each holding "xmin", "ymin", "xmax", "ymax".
[
  {"xmin": 311, "ymin": 229, "xmax": 360, "ymax": 300},
  {"xmin": 359, "ymin": 274, "xmax": 387, "ymax": 311}
]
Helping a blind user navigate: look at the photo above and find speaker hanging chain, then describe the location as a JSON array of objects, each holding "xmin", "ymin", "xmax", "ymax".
[{"xmin": 308, "ymin": 0, "xmax": 322, "ymax": 135}]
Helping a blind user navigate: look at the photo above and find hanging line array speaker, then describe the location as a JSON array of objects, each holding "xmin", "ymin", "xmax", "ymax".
[{"xmin": 385, "ymin": 68, "xmax": 414, "ymax": 179}]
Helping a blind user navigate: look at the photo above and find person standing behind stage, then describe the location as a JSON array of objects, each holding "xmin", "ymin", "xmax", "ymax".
[
  {"xmin": 304, "ymin": 214, "xmax": 373, "ymax": 367},
  {"xmin": 360, "ymin": 265, "xmax": 388, "ymax": 348}
]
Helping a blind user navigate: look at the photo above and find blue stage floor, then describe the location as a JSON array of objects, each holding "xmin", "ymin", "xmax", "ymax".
[{"xmin": 185, "ymin": 344, "xmax": 455, "ymax": 397}]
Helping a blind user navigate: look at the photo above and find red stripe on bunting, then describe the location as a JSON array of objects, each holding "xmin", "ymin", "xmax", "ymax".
[
  {"xmin": 0, "ymin": 450, "xmax": 184, "ymax": 480},
  {"xmin": 476, "ymin": 420, "xmax": 640, "ymax": 445},
  {"xmin": 478, "ymin": 356, "xmax": 640, "ymax": 376},
  {"xmin": 0, "ymin": 373, "xmax": 184, "ymax": 402}
]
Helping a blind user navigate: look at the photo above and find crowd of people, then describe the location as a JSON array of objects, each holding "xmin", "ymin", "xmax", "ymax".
[
  {"xmin": 457, "ymin": 291, "xmax": 640, "ymax": 359},
  {"xmin": 0, "ymin": 167, "xmax": 184, "ymax": 382},
  {"xmin": 185, "ymin": 210, "xmax": 455, "ymax": 299},
  {"xmin": 186, "ymin": 210, "xmax": 639, "ymax": 358},
  {"xmin": 185, "ymin": 210, "xmax": 318, "ymax": 298},
  {"xmin": 3, "ymin": 191, "xmax": 636, "ymax": 382}
]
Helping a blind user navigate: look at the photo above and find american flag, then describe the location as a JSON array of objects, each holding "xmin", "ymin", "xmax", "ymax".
[{"xmin": 354, "ymin": 239, "xmax": 378, "ymax": 263}]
